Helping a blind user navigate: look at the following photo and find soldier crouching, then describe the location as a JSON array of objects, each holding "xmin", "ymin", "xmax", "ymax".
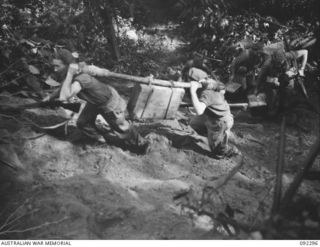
[{"xmin": 188, "ymin": 69, "xmax": 240, "ymax": 159}]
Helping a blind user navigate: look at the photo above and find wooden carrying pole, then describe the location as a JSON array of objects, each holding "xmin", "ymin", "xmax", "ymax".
[
  {"xmin": 80, "ymin": 64, "xmax": 195, "ymax": 88},
  {"xmin": 107, "ymin": 71, "xmax": 192, "ymax": 88}
]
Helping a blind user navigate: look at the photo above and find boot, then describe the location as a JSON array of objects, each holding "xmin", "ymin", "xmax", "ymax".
[
  {"xmin": 213, "ymin": 145, "xmax": 241, "ymax": 159},
  {"xmin": 122, "ymin": 126, "xmax": 150, "ymax": 153}
]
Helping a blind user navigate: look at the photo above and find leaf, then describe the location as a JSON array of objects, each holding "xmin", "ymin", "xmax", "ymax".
[
  {"xmin": 31, "ymin": 48, "xmax": 38, "ymax": 54},
  {"xmin": 28, "ymin": 65, "xmax": 40, "ymax": 75},
  {"xmin": 72, "ymin": 52, "xmax": 79, "ymax": 58},
  {"xmin": 1, "ymin": 3, "xmax": 14, "ymax": 8},
  {"xmin": 45, "ymin": 76, "xmax": 60, "ymax": 87},
  {"xmin": 19, "ymin": 39, "xmax": 36, "ymax": 47}
]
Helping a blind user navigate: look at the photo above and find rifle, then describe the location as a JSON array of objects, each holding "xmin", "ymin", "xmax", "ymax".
[{"xmin": 0, "ymin": 100, "xmax": 82, "ymax": 113}]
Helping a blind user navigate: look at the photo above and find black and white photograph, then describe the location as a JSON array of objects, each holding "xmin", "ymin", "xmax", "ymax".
[{"xmin": 0, "ymin": 0, "xmax": 320, "ymax": 242}]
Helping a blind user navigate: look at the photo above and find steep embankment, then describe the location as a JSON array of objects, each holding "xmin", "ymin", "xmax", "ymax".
[{"xmin": 1, "ymin": 92, "xmax": 319, "ymax": 239}]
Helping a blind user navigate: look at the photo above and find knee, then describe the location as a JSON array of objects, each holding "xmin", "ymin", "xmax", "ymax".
[
  {"xmin": 226, "ymin": 117, "xmax": 234, "ymax": 130},
  {"xmin": 118, "ymin": 120, "xmax": 130, "ymax": 133},
  {"xmin": 108, "ymin": 115, "xmax": 130, "ymax": 133}
]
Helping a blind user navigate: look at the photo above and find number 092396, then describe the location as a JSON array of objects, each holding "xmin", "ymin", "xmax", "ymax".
[{"xmin": 300, "ymin": 241, "xmax": 318, "ymax": 245}]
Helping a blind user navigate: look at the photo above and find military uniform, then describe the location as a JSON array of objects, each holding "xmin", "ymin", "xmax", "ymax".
[
  {"xmin": 74, "ymin": 73, "xmax": 129, "ymax": 140},
  {"xmin": 188, "ymin": 68, "xmax": 237, "ymax": 158}
]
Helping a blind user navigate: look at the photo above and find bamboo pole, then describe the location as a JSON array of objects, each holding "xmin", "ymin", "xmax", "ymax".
[
  {"xmin": 108, "ymin": 71, "xmax": 194, "ymax": 88},
  {"xmin": 80, "ymin": 64, "xmax": 195, "ymax": 88}
]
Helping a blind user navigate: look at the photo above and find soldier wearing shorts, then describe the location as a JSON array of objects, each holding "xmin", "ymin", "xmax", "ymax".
[
  {"xmin": 45, "ymin": 49, "xmax": 146, "ymax": 148},
  {"xmin": 188, "ymin": 68, "xmax": 240, "ymax": 159}
]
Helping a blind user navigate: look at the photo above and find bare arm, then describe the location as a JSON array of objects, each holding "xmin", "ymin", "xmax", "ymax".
[
  {"xmin": 59, "ymin": 64, "xmax": 82, "ymax": 101},
  {"xmin": 59, "ymin": 81, "xmax": 81, "ymax": 101},
  {"xmin": 292, "ymin": 49, "xmax": 308, "ymax": 75},
  {"xmin": 190, "ymin": 81, "xmax": 206, "ymax": 115}
]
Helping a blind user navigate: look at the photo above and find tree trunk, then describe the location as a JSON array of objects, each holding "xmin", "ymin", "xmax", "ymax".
[
  {"xmin": 95, "ymin": 1, "xmax": 120, "ymax": 61},
  {"xmin": 107, "ymin": 10, "xmax": 120, "ymax": 61}
]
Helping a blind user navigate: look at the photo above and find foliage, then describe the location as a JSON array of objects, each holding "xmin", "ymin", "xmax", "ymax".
[
  {"xmin": 0, "ymin": 0, "xmax": 319, "ymax": 95},
  {"xmin": 175, "ymin": 0, "xmax": 319, "ymax": 81},
  {"xmin": 0, "ymin": 0, "xmax": 57, "ymax": 95},
  {"xmin": 114, "ymin": 28, "xmax": 172, "ymax": 77},
  {"xmin": 0, "ymin": 0, "xmax": 149, "ymax": 95},
  {"xmin": 176, "ymin": 0, "xmax": 284, "ymax": 55},
  {"xmin": 241, "ymin": 0, "xmax": 319, "ymax": 21}
]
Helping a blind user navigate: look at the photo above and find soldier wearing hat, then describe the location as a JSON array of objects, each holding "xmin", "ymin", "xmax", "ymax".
[{"xmin": 186, "ymin": 67, "xmax": 240, "ymax": 159}]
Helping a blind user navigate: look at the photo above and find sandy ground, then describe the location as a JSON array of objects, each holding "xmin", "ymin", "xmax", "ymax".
[{"xmin": 0, "ymin": 92, "xmax": 320, "ymax": 239}]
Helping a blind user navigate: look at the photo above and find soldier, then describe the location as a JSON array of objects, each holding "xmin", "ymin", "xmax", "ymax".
[
  {"xmin": 230, "ymin": 43, "xmax": 267, "ymax": 95},
  {"xmin": 45, "ymin": 49, "xmax": 148, "ymax": 150},
  {"xmin": 187, "ymin": 67, "xmax": 240, "ymax": 159},
  {"xmin": 256, "ymin": 49, "xmax": 308, "ymax": 115}
]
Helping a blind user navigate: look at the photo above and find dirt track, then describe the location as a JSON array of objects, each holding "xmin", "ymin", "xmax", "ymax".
[{"xmin": 1, "ymin": 94, "xmax": 319, "ymax": 239}]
